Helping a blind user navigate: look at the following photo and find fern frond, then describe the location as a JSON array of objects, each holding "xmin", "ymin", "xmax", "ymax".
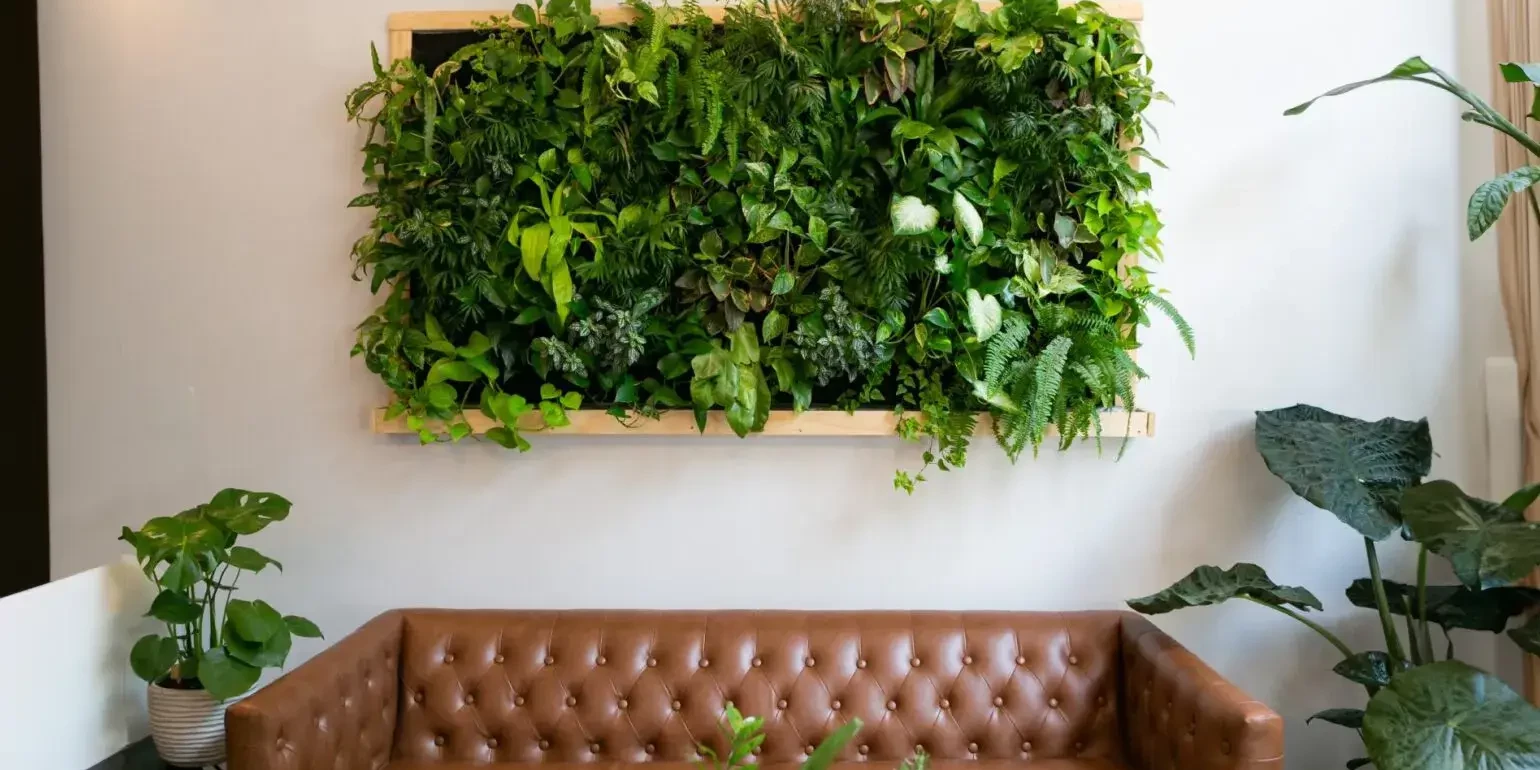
[
  {"xmin": 1027, "ymin": 335, "xmax": 1073, "ymax": 452},
  {"xmin": 1142, "ymin": 292, "xmax": 1194, "ymax": 358}
]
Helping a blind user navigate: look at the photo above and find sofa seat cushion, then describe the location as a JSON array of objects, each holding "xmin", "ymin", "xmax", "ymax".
[{"xmin": 384, "ymin": 761, "xmax": 1133, "ymax": 770}]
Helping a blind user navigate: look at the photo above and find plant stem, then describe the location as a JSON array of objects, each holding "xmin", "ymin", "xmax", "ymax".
[
  {"xmin": 1416, "ymin": 546, "xmax": 1434, "ymax": 663},
  {"xmin": 1240, "ymin": 596, "xmax": 1356, "ymax": 659},
  {"xmin": 1365, "ymin": 538, "xmax": 1407, "ymax": 664}
]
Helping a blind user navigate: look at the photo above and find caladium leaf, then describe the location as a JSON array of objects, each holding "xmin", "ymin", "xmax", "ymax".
[
  {"xmin": 953, "ymin": 190, "xmax": 983, "ymax": 245},
  {"xmin": 1254, "ymin": 405, "xmax": 1431, "ymax": 540},
  {"xmin": 1402, "ymin": 480, "xmax": 1540, "ymax": 589},
  {"xmin": 1362, "ymin": 661, "xmax": 1540, "ymax": 770},
  {"xmin": 890, "ymin": 196, "xmax": 939, "ymax": 235},
  {"xmin": 965, "ymin": 289, "xmax": 1002, "ymax": 341},
  {"xmin": 1127, "ymin": 563, "xmax": 1322, "ymax": 615}
]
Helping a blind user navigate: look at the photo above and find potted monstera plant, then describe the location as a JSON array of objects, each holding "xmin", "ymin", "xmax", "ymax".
[
  {"xmin": 1130, "ymin": 406, "xmax": 1540, "ymax": 769},
  {"xmin": 120, "ymin": 489, "xmax": 321, "ymax": 767}
]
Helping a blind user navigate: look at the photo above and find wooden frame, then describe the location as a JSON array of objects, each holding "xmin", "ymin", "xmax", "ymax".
[{"xmin": 372, "ymin": 0, "xmax": 1155, "ymax": 441}]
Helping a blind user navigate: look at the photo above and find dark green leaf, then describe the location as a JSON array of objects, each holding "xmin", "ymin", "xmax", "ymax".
[
  {"xmin": 146, "ymin": 590, "xmax": 202, "ymax": 624},
  {"xmin": 198, "ymin": 649, "xmax": 261, "ymax": 700},
  {"xmin": 1254, "ymin": 405, "xmax": 1431, "ymax": 539},
  {"xmin": 1362, "ymin": 661, "xmax": 1540, "ymax": 769},
  {"xmin": 129, "ymin": 635, "xmax": 180, "ymax": 683},
  {"xmin": 1127, "ymin": 564, "xmax": 1323, "ymax": 615},
  {"xmin": 225, "ymin": 625, "xmax": 292, "ymax": 668},
  {"xmin": 226, "ymin": 598, "xmax": 285, "ymax": 643},
  {"xmin": 1469, "ymin": 167, "xmax": 1540, "ymax": 241},
  {"xmin": 1500, "ymin": 63, "xmax": 1540, "ymax": 84},
  {"xmin": 771, "ymin": 271, "xmax": 795, "ymax": 296},
  {"xmin": 1402, "ymin": 480, "xmax": 1540, "ymax": 589},
  {"xmin": 1308, "ymin": 708, "xmax": 1365, "ymax": 729},
  {"xmin": 1334, "ymin": 652, "xmax": 1397, "ymax": 688},
  {"xmin": 1346, "ymin": 578, "xmax": 1540, "ymax": 633}
]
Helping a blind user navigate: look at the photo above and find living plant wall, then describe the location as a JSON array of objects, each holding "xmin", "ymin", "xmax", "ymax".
[{"xmin": 347, "ymin": 0, "xmax": 1187, "ymax": 489}]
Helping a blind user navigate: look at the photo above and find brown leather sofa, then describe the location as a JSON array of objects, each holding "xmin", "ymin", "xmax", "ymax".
[{"xmin": 226, "ymin": 610, "xmax": 1281, "ymax": 770}]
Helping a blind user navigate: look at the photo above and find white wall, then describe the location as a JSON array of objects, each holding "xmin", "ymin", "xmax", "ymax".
[
  {"xmin": 0, "ymin": 559, "xmax": 157, "ymax": 769},
  {"xmin": 39, "ymin": 1, "xmax": 1510, "ymax": 767}
]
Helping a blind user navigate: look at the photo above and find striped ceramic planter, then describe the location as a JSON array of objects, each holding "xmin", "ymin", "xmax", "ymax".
[{"xmin": 147, "ymin": 683, "xmax": 231, "ymax": 767}]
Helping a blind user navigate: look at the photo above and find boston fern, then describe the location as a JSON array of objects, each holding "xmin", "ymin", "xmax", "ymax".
[
  {"xmin": 346, "ymin": 0, "xmax": 1189, "ymax": 489},
  {"xmin": 1130, "ymin": 407, "xmax": 1540, "ymax": 769}
]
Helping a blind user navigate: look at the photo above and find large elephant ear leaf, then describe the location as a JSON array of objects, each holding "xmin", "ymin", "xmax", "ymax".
[
  {"xmin": 1127, "ymin": 564, "xmax": 1322, "ymax": 615},
  {"xmin": 1402, "ymin": 480, "xmax": 1540, "ymax": 590},
  {"xmin": 1254, "ymin": 405, "xmax": 1431, "ymax": 540},
  {"xmin": 1362, "ymin": 661, "xmax": 1540, "ymax": 770}
]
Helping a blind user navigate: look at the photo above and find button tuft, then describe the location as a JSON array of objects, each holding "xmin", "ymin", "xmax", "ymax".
[
  {"xmin": 777, "ymin": 699, "xmax": 789, "ymax": 709},
  {"xmin": 805, "ymin": 657, "xmax": 816, "ymax": 667},
  {"xmin": 1016, "ymin": 655, "xmax": 1027, "ymax": 665},
  {"xmin": 414, "ymin": 692, "xmax": 424, "ymax": 704},
  {"xmin": 465, "ymin": 694, "xmax": 476, "ymax": 705},
  {"xmin": 596, "ymin": 656, "xmax": 607, "ymax": 665},
  {"xmin": 857, "ymin": 659, "xmax": 867, "ymax": 669},
  {"xmin": 968, "ymin": 742, "xmax": 979, "ymax": 753},
  {"xmin": 566, "ymin": 696, "xmax": 578, "ymax": 707},
  {"xmin": 858, "ymin": 745, "xmax": 869, "ymax": 755},
  {"xmin": 539, "ymin": 740, "xmax": 550, "ymax": 750},
  {"xmin": 1022, "ymin": 742, "xmax": 1032, "ymax": 752},
  {"xmin": 591, "ymin": 743, "xmax": 601, "ymax": 753},
  {"xmin": 618, "ymin": 698, "xmax": 629, "ymax": 710},
  {"xmin": 940, "ymin": 698, "xmax": 950, "ymax": 709},
  {"xmin": 672, "ymin": 700, "xmax": 683, "ymax": 711},
  {"xmin": 494, "ymin": 654, "xmax": 505, "ymax": 664},
  {"xmin": 700, "ymin": 658, "xmax": 710, "ymax": 668},
  {"xmin": 1068, "ymin": 655, "xmax": 1079, "ymax": 665},
  {"xmin": 1049, "ymin": 698, "xmax": 1060, "ymax": 708},
  {"xmin": 545, "ymin": 656, "xmax": 556, "ymax": 666},
  {"xmin": 831, "ymin": 699, "xmax": 841, "ymax": 710},
  {"xmin": 434, "ymin": 736, "xmax": 446, "ymax": 747},
  {"xmin": 993, "ymin": 696, "xmax": 1004, "ymax": 707},
  {"xmin": 963, "ymin": 655, "xmax": 973, "ymax": 665},
  {"xmin": 514, "ymin": 695, "xmax": 526, "ymax": 706},
  {"xmin": 886, "ymin": 700, "xmax": 897, "ymax": 711},
  {"xmin": 805, "ymin": 745, "xmax": 816, "ymax": 755},
  {"xmin": 645, "ymin": 744, "xmax": 656, "ymax": 755},
  {"xmin": 752, "ymin": 657, "xmax": 763, "ymax": 667},
  {"xmin": 647, "ymin": 657, "xmax": 658, "ymax": 668},
  {"xmin": 910, "ymin": 657, "xmax": 921, "ymax": 667},
  {"xmin": 443, "ymin": 653, "xmax": 455, "ymax": 664},
  {"xmin": 488, "ymin": 738, "xmax": 500, "ymax": 748}
]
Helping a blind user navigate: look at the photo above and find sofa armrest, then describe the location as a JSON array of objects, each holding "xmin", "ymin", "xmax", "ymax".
[
  {"xmin": 227, "ymin": 610, "xmax": 404, "ymax": 770},
  {"xmin": 1120, "ymin": 614, "xmax": 1283, "ymax": 770}
]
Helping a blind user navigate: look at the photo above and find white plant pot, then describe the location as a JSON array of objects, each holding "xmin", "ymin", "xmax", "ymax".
[{"xmin": 147, "ymin": 682, "xmax": 232, "ymax": 767}]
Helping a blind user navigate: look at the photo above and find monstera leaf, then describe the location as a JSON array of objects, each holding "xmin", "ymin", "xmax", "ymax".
[
  {"xmin": 1362, "ymin": 661, "xmax": 1540, "ymax": 770},
  {"xmin": 1254, "ymin": 405, "xmax": 1432, "ymax": 540},
  {"xmin": 1346, "ymin": 579, "xmax": 1540, "ymax": 633},
  {"xmin": 1128, "ymin": 564, "xmax": 1322, "ymax": 615},
  {"xmin": 1401, "ymin": 481, "xmax": 1540, "ymax": 590}
]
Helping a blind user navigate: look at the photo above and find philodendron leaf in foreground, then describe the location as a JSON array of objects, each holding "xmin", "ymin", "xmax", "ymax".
[
  {"xmin": 1254, "ymin": 405, "xmax": 1432, "ymax": 540},
  {"xmin": 1127, "ymin": 564, "xmax": 1323, "ymax": 614},
  {"xmin": 1401, "ymin": 480, "xmax": 1540, "ymax": 590},
  {"xmin": 1362, "ymin": 661, "xmax": 1540, "ymax": 770},
  {"xmin": 1346, "ymin": 578, "xmax": 1540, "ymax": 633}
]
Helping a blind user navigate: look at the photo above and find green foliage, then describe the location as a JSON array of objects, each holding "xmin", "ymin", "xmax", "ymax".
[
  {"xmin": 1129, "ymin": 404, "xmax": 1540, "ymax": 770},
  {"xmin": 348, "ymin": 0, "xmax": 1183, "ymax": 487},
  {"xmin": 698, "ymin": 705, "xmax": 865, "ymax": 770},
  {"xmin": 119, "ymin": 489, "xmax": 320, "ymax": 700},
  {"xmin": 1287, "ymin": 55, "xmax": 1540, "ymax": 242}
]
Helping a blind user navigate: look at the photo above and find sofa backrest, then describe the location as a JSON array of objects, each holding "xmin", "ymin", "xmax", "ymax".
[{"xmin": 391, "ymin": 610, "xmax": 1125, "ymax": 765}]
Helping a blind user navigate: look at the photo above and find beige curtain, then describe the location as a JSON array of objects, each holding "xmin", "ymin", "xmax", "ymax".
[{"xmin": 1489, "ymin": 0, "xmax": 1540, "ymax": 703}]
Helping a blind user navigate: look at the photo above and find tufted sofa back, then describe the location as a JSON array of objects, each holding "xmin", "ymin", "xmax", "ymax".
[{"xmin": 392, "ymin": 610, "xmax": 1125, "ymax": 766}]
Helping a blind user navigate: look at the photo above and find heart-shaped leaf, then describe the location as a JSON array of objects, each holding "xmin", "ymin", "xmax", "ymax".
[
  {"xmin": 1363, "ymin": 661, "xmax": 1540, "ymax": 769},
  {"xmin": 1334, "ymin": 651, "xmax": 1398, "ymax": 688},
  {"xmin": 953, "ymin": 190, "xmax": 983, "ymax": 245},
  {"xmin": 1254, "ymin": 405, "xmax": 1431, "ymax": 540},
  {"xmin": 130, "ymin": 635, "xmax": 180, "ymax": 684},
  {"xmin": 1127, "ymin": 564, "xmax": 1322, "ymax": 615},
  {"xmin": 1402, "ymin": 480, "xmax": 1540, "ymax": 589},
  {"xmin": 890, "ymin": 196, "xmax": 939, "ymax": 235},
  {"xmin": 966, "ymin": 289, "xmax": 1002, "ymax": 342},
  {"xmin": 198, "ymin": 649, "xmax": 261, "ymax": 700}
]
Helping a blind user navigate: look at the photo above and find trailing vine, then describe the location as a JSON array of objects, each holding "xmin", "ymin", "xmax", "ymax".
[{"xmin": 347, "ymin": 0, "xmax": 1189, "ymax": 490}]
